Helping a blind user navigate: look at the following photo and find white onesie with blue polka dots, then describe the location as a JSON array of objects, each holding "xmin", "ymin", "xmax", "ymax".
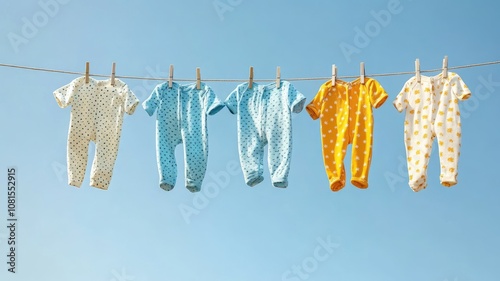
[
  {"xmin": 225, "ymin": 81, "xmax": 306, "ymax": 188},
  {"xmin": 143, "ymin": 82, "xmax": 225, "ymax": 192},
  {"xmin": 54, "ymin": 77, "xmax": 139, "ymax": 190}
]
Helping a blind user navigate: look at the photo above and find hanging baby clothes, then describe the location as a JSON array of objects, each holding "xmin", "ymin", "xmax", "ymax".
[
  {"xmin": 53, "ymin": 77, "xmax": 139, "ymax": 189},
  {"xmin": 143, "ymin": 82, "xmax": 224, "ymax": 193},
  {"xmin": 393, "ymin": 72, "xmax": 471, "ymax": 191},
  {"xmin": 306, "ymin": 78, "xmax": 388, "ymax": 191},
  {"xmin": 225, "ymin": 81, "xmax": 306, "ymax": 188}
]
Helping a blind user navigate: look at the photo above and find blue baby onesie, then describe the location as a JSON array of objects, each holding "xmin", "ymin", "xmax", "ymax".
[
  {"xmin": 225, "ymin": 81, "xmax": 306, "ymax": 187},
  {"xmin": 143, "ymin": 82, "xmax": 225, "ymax": 192}
]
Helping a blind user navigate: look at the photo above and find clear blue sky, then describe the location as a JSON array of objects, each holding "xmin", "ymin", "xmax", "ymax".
[{"xmin": 1, "ymin": 0, "xmax": 499, "ymax": 280}]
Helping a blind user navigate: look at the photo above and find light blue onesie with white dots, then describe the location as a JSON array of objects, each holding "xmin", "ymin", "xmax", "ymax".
[
  {"xmin": 225, "ymin": 81, "xmax": 306, "ymax": 188},
  {"xmin": 143, "ymin": 82, "xmax": 225, "ymax": 192}
]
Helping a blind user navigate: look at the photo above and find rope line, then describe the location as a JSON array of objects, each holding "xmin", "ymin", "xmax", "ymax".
[{"xmin": 0, "ymin": 60, "xmax": 499, "ymax": 83}]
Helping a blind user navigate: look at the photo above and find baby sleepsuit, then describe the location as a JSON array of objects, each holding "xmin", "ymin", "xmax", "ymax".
[
  {"xmin": 54, "ymin": 77, "xmax": 139, "ymax": 189},
  {"xmin": 143, "ymin": 82, "xmax": 224, "ymax": 193},
  {"xmin": 225, "ymin": 81, "xmax": 306, "ymax": 188},
  {"xmin": 306, "ymin": 78, "xmax": 388, "ymax": 191},
  {"xmin": 393, "ymin": 72, "xmax": 471, "ymax": 191}
]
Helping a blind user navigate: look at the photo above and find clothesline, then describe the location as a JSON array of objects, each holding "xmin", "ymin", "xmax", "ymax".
[{"xmin": 0, "ymin": 60, "xmax": 499, "ymax": 83}]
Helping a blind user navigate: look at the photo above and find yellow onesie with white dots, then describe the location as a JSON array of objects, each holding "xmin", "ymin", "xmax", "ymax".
[
  {"xmin": 307, "ymin": 78, "xmax": 388, "ymax": 191},
  {"xmin": 393, "ymin": 72, "xmax": 471, "ymax": 191}
]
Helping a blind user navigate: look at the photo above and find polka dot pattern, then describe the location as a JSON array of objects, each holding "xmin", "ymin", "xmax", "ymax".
[
  {"xmin": 54, "ymin": 77, "xmax": 139, "ymax": 190},
  {"xmin": 143, "ymin": 82, "xmax": 224, "ymax": 193},
  {"xmin": 393, "ymin": 72, "xmax": 471, "ymax": 191},
  {"xmin": 225, "ymin": 81, "xmax": 306, "ymax": 188},
  {"xmin": 306, "ymin": 78, "xmax": 388, "ymax": 191}
]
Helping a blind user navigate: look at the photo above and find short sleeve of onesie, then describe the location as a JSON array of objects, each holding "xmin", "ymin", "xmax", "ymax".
[
  {"xmin": 121, "ymin": 83, "xmax": 139, "ymax": 115},
  {"xmin": 368, "ymin": 79, "xmax": 388, "ymax": 108},
  {"xmin": 306, "ymin": 81, "xmax": 329, "ymax": 120},
  {"xmin": 225, "ymin": 83, "xmax": 246, "ymax": 115},
  {"xmin": 393, "ymin": 80, "xmax": 411, "ymax": 112},
  {"xmin": 286, "ymin": 82, "xmax": 306, "ymax": 113},
  {"xmin": 142, "ymin": 85, "xmax": 160, "ymax": 116},
  {"xmin": 450, "ymin": 73, "xmax": 472, "ymax": 100},
  {"xmin": 53, "ymin": 77, "xmax": 84, "ymax": 108},
  {"xmin": 204, "ymin": 85, "xmax": 225, "ymax": 115}
]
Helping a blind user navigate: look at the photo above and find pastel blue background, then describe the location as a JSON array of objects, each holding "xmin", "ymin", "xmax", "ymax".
[{"xmin": 0, "ymin": 1, "xmax": 499, "ymax": 281}]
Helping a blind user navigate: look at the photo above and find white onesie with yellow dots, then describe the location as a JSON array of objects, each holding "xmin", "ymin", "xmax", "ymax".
[{"xmin": 393, "ymin": 72, "xmax": 471, "ymax": 191}]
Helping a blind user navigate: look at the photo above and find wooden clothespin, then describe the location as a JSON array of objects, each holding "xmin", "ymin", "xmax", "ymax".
[
  {"xmin": 168, "ymin": 64, "xmax": 174, "ymax": 88},
  {"xmin": 442, "ymin": 55, "xmax": 448, "ymax": 78},
  {"xmin": 196, "ymin": 67, "xmax": 201, "ymax": 90},
  {"xmin": 249, "ymin": 66, "xmax": 254, "ymax": 89},
  {"xmin": 276, "ymin": 66, "xmax": 281, "ymax": 89},
  {"xmin": 111, "ymin": 62, "xmax": 116, "ymax": 86},
  {"xmin": 415, "ymin": 59, "xmax": 421, "ymax": 83},
  {"xmin": 85, "ymin": 62, "xmax": 89, "ymax": 83},
  {"xmin": 360, "ymin": 62, "xmax": 365, "ymax": 84},
  {"xmin": 332, "ymin": 64, "xmax": 337, "ymax": 86}
]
